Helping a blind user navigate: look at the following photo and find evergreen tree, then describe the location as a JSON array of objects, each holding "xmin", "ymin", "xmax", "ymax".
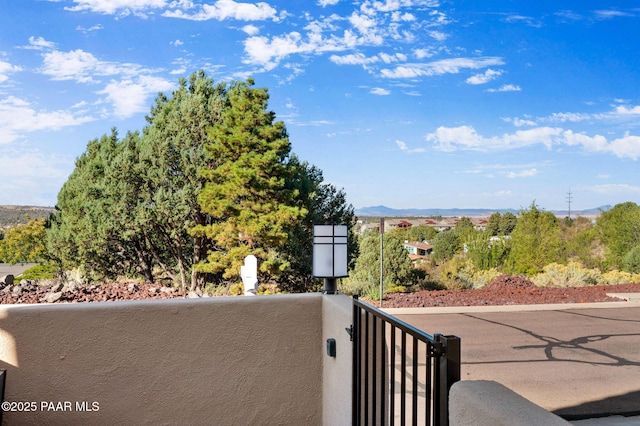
[
  {"xmin": 485, "ymin": 212, "xmax": 501, "ymax": 236},
  {"xmin": 432, "ymin": 230, "xmax": 461, "ymax": 261},
  {"xmin": 193, "ymin": 79, "xmax": 306, "ymax": 279},
  {"xmin": 139, "ymin": 71, "xmax": 225, "ymax": 289}
]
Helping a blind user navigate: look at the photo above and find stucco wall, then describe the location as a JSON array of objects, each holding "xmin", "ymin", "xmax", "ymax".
[
  {"xmin": 0, "ymin": 294, "xmax": 327, "ymax": 425},
  {"xmin": 322, "ymin": 294, "xmax": 353, "ymax": 425}
]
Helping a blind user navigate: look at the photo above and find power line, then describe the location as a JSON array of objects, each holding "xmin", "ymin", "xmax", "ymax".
[{"xmin": 566, "ymin": 189, "xmax": 573, "ymax": 220}]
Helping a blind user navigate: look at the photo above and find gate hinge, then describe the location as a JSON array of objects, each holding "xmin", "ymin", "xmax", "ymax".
[{"xmin": 345, "ymin": 325, "xmax": 354, "ymax": 341}]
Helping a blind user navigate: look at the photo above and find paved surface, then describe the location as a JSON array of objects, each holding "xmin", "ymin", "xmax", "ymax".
[
  {"xmin": 391, "ymin": 302, "xmax": 640, "ymax": 422},
  {"xmin": 0, "ymin": 263, "xmax": 36, "ymax": 278}
]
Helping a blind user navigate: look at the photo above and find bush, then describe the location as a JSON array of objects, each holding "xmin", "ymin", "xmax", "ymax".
[
  {"xmin": 257, "ymin": 283, "xmax": 281, "ymax": 295},
  {"xmin": 532, "ymin": 262, "xmax": 600, "ymax": 287},
  {"xmin": 19, "ymin": 262, "xmax": 59, "ymax": 281},
  {"xmin": 599, "ymin": 270, "xmax": 640, "ymax": 285},
  {"xmin": 437, "ymin": 256, "xmax": 474, "ymax": 290},
  {"xmin": 469, "ymin": 268, "xmax": 503, "ymax": 289},
  {"xmin": 622, "ymin": 246, "xmax": 640, "ymax": 274},
  {"xmin": 229, "ymin": 283, "xmax": 244, "ymax": 295}
]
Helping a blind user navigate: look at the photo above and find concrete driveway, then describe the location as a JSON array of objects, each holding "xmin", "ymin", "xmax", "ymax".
[{"xmin": 392, "ymin": 303, "xmax": 640, "ymax": 420}]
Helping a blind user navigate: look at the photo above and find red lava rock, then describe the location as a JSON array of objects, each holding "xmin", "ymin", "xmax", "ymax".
[
  {"xmin": 380, "ymin": 282, "xmax": 640, "ymax": 308},
  {"xmin": 0, "ymin": 282, "xmax": 188, "ymax": 305}
]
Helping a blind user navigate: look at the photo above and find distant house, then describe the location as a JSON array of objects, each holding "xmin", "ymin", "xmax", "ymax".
[
  {"xmin": 384, "ymin": 219, "xmax": 414, "ymax": 232},
  {"xmin": 404, "ymin": 241, "xmax": 433, "ymax": 266},
  {"xmin": 403, "ymin": 241, "xmax": 433, "ymax": 257}
]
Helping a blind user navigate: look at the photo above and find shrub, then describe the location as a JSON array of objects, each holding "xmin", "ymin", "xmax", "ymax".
[
  {"xmin": 19, "ymin": 262, "xmax": 59, "ymax": 281},
  {"xmin": 257, "ymin": 283, "xmax": 281, "ymax": 295},
  {"xmin": 622, "ymin": 245, "xmax": 640, "ymax": 274},
  {"xmin": 599, "ymin": 270, "xmax": 640, "ymax": 285},
  {"xmin": 229, "ymin": 283, "xmax": 244, "ymax": 296},
  {"xmin": 469, "ymin": 268, "xmax": 503, "ymax": 289},
  {"xmin": 437, "ymin": 256, "xmax": 474, "ymax": 290},
  {"xmin": 532, "ymin": 262, "xmax": 600, "ymax": 287}
]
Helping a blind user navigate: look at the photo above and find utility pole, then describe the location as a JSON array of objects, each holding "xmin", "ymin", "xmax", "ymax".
[
  {"xmin": 379, "ymin": 217, "xmax": 384, "ymax": 307},
  {"xmin": 566, "ymin": 189, "xmax": 573, "ymax": 221}
]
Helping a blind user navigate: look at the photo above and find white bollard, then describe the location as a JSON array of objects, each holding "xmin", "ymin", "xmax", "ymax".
[{"xmin": 240, "ymin": 255, "xmax": 258, "ymax": 296}]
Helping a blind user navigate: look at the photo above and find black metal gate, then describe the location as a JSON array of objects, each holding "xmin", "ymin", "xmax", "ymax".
[{"xmin": 352, "ymin": 296, "xmax": 460, "ymax": 425}]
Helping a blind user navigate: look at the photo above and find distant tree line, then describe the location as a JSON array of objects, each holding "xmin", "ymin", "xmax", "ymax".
[
  {"xmin": 345, "ymin": 201, "xmax": 640, "ymax": 296},
  {"xmin": 1, "ymin": 72, "xmax": 356, "ymax": 292}
]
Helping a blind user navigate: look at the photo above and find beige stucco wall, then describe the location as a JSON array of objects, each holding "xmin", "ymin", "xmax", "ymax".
[
  {"xmin": 321, "ymin": 294, "xmax": 353, "ymax": 426},
  {"xmin": 0, "ymin": 293, "xmax": 336, "ymax": 425}
]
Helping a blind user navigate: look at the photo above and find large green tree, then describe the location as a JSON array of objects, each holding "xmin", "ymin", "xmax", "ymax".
[
  {"xmin": 596, "ymin": 202, "xmax": 640, "ymax": 269},
  {"xmin": 507, "ymin": 202, "xmax": 563, "ymax": 274},
  {"xmin": 433, "ymin": 230, "xmax": 461, "ymax": 261},
  {"xmin": 350, "ymin": 232, "xmax": 414, "ymax": 288},
  {"xmin": 138, "ymin": 71, "xmax": 225, "ymax": 289},
  {"xmin": 0, "ymin": 218, "xmax": 47, "ymax": 264},
  {"xmin": 48, "ymin": 130, "xmax": 156, "ymax": 281},
  {"xmin": 193, "ymin": 79, "xmax": 306, "ymax": 280}
]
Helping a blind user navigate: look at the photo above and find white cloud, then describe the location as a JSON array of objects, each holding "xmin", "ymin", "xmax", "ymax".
[
  {"xmin": 330, "ymin": 51, "xmax": 405, "ymax": 66},
  {"xmin": 22, "ymin": 36, "xmax": 57, "ymax": 51},
  {"xmin": 0, "ymin": 61, "xmax": 22, "ymax": 83},
  {"xmin": 163, "ymin": 0, "xmax": 278, "ymax": 21},
  {"xmin": 65, "ymin": 0, "xmax": 167, "ymax": 16},
  {"xmin": 330, "ymin": 52, "xmax": 376, "ymax": 66},
  {"xmin": 466, "ymin": 69, "xmax": 502, "ymax": 85},
  {"xmin": 396, "ymin": 140, "xmax": 426, "ymax": 153},
  {"xmin": 486, "ymin": 84, "xmax": 521, "ymax": 92},
  {"xmin": 392, "ymin": 11, "xmax": 416, "ymax": 22},
  {"xmin": 170, "ymin": 39, "xmax": 184, "ymax": 46},
  {"xmin": 41, "ymin": 49, "xmax": 106, "ymax": 83},
  {"xmin": 589, "ymin": 184, "xmax": 640, "ymax": 195},
  {"xmin": 426, "ymin": 125, "xmax": 640, "ymax": 160},
  {"xmin": 40, "ymin": 49, "xmax": 161, "ymax": 85},
  {"xmin": 76, "ymin": 24, "xmax": 104, "ymax": 33},
  {"xmin": 0, "ymin": 149, "xmax": 71, "ymax": 205},
  {"xmin": 97, "ymin": 75, "xmax": 174, "ymax": 118},
  {"xmin": 413, "ymin": 48, "xmax": 435, "ymax": 59},
  {"xmin": 615, "ymin": 105, "xmax": 640, "ymax": 115},
  {"xmin": 547, "ymin": 112, "xmax": 591, "ymax": 122},
  {"xmin": 381, "ymin": 57, "xmax": 505, "ymax": 79},
  {"xmin": 241, "ymin": 24, "xmax": 260, "ymax": 35},
  {"xmin": 502, "ymin": 117, "xmax": 537, "ymax": 127},
  {"xmin": 0, "ymin": 96, "xmax": 94, "ymax": 144},
  {"xmin": 594, "ymin": 10, "xmax": 634, "ymax": 19},
  {"xmin": 318, "ymin": 0, "xmax": 339, "ymax": 6},
  {"xmin": 428, "ymin": 30, "xmax": 447, "ymax": 41},
  {"xmin": 426, "ymin": 126, "xmax": 564, "ymax": 152},
  {"xmin": 506, "ymin": 168, "xmax": 538, "ymax": 178},
  {"xmin": 239, "ymin": 1, "xmax": 447, "ymax": 70},
  {"xmin": 370, "ymin": 87, "xmax": 390, "ymax": 95}
]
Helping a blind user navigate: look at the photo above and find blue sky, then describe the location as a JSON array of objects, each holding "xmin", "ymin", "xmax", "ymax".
[{"xmin": 1, "ymin": 1, "xmax": 639, "ymax": 211}]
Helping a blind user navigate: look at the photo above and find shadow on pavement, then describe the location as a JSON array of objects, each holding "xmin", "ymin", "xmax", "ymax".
[{"xmin": 554, "ymin": 389, "xmax": 640, "ymax": 421}]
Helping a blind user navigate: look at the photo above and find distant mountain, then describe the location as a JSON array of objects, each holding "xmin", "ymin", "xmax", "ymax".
[
  {"xmin": 355, "ymin": 205, "xmax": 612, "ymax": 217},
  {"xmin": 0, "ymin": 205, "xmax": 55, "ymax": 229}
]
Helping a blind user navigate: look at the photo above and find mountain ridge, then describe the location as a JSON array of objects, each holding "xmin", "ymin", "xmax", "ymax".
[{"xmin": 355, "ymin": 205, "xmax": 610, "ymax": 217}]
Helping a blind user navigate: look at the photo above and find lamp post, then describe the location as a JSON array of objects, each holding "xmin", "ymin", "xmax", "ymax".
[{"xmin": 313, "ymin": 224, "xmax": 348, "ymax": 294}]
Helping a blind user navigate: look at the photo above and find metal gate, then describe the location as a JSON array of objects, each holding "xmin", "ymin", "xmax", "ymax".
[{"xmin": 352, "ymin": 296, "xmax": 460, "ymax": 425}]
